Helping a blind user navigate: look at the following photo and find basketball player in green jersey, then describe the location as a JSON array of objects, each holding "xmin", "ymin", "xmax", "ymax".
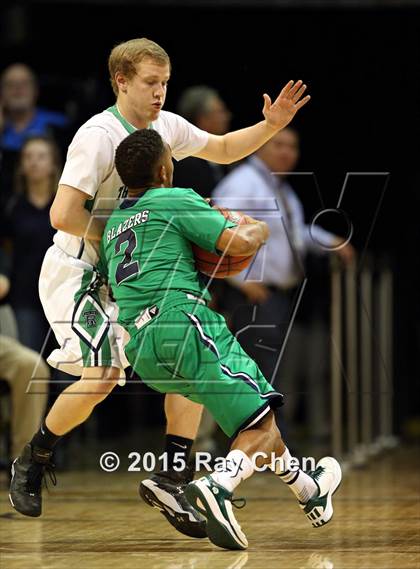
[
  {"xmin": 97, "ymin": 128, "xmax": 342, "ymax": 550},
  {"xmin": 9, "ymin": 37, "xmax": 311, "ymax": 537}
]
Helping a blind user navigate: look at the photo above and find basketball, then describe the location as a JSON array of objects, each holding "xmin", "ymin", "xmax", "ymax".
[{"xmin": 192, "ymin": 208, "xmax": 254, "ymax": 278}]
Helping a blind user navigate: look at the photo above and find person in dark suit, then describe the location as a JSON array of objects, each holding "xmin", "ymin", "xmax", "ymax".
[
  {"xmin": 173, "ymin": 86, "xmax": 234, "ymax": 455},
  {"xmin": 173, "ymin": 86, "xmax": 232, "ymax": 198}
]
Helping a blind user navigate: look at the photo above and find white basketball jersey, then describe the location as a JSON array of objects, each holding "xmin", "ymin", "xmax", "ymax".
[{"xmin": 54, "ymin": 106, "xmax": 209, "ymax": 264}]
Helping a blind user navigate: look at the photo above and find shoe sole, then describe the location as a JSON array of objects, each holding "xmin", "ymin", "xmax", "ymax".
[
  {"xmin": 185, "ymin": 480, "xmax": 248, "ymax": 550},
  {"xmin": 311, "ymin": 457, "xmax": 342, "ymax": 528},
  {"xmin": 139, "ymin": 480, "xmax": 206, "ymax": 539}
]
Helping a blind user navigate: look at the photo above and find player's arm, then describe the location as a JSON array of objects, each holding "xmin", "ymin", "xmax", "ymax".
[
  {"xmin": 50, "ymin": 185, "xmax": 105, "ymax": 241},
  {"xmin": 216, "ymin": 219, "xmax": 270, "ymax": 256},
  {"xmin": 174, "ymin": 189, "xmax": 269, "ymax": 255},
  {"xmin": 194, "ymin": 80, "xmax": 310, "ymax": 164},
  {"xmin": 50, "ymin": 126, "xmax": 114, "ymax": 241}
]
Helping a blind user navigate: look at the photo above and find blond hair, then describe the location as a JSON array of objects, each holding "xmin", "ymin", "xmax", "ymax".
[{"xmin": 108, "ymin": 38, "xmax": 171, "ymax": 96}]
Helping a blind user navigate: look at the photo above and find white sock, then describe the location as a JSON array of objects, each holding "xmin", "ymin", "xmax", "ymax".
[
  {"xmin": 271, "ymin": 447, "xmax": 317, "ymax": 503},
  {"xmin": 210, "ymin": 449, "xmax": 254, "ymax": 493}
]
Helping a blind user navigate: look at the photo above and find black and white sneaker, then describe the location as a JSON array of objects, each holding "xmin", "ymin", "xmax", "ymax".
[
  {"xmin": 139, "ymin": 467, "xmax": 207, "ymax": 538},
  {"xmin": 9, "ymin": 443, "xmax": 56, "ymax": 517}
]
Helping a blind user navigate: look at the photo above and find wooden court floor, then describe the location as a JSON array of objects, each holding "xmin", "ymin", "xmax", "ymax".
[{"xmin": 0, "ymin": 447, "xmax": 419, "ymax": 569}]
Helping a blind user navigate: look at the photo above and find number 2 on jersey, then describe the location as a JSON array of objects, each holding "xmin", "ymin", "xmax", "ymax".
[{"xmin": 114, "ymin": 229, "xmax": 139, "ymax": 285}]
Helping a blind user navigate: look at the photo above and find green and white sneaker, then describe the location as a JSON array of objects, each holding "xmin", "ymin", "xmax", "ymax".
[
  {"xmin": 185, "ymin": 476, "xmax": 248, "ymax": 550},
  {"xmin": 301, "ymin": 456, "xmax": 342, "ymax": 528}
]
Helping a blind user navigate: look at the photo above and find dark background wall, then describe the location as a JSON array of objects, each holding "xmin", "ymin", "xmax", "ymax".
[{"xmin": 1, "ymin": 1, "xmax": 419, "ymax": 432}]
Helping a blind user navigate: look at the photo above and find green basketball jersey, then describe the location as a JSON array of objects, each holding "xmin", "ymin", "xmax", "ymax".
[{"xmin": 99, "ymin": 187, "xmax": 236, "ymax": 329}]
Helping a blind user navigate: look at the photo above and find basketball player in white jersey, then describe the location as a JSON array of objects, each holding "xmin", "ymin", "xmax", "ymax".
[{"xmin": 9, "ymin": 38, "xmax": 310, "ymax": 537}]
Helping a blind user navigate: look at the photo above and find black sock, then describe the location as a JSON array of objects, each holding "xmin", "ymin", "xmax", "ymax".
[
  {"xmin": 163, "ymin": 435, "xmax": 193, "ymax": 472},
  {"xmin": 31, "ymin": 420, "xmax": 62, "ymax": 452}
]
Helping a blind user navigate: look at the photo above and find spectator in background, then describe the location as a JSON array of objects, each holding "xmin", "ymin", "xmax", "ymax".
[
  {"xmin": 0, "ymin": 64, "xmax": 70, "ymax": 153},
  {"xmin": 2, "ymin": 136, "xmax": 60, "ymax": 352},
  {"xmin": 0, "ymin": 248, "xmax": 49, "ymax": 467},
  {"xmin": 212, "ymin": 127, "xmax": 355, "ymax": 443},
  {"xmin": 0, "ymin": 63, "xmax": 70, "ymax": 206},
  {"xmin": 173, "ymin": 86, "xmax": 232, "ymax": 197},
  {"xmin": 173, "ymin": 86, "xmax": 232, "ymax": 455}
]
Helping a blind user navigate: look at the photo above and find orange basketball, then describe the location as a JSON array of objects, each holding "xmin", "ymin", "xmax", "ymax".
[{"xmin": 192, "ymin": 209, "xmax": 254, "ymax": 278}]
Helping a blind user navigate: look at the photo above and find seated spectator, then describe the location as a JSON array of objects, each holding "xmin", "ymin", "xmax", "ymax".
[
  {"xmin": 0, "ymin": 63, "xmax": 70, "ymax": 206},
  {"xmin": 1, "ymin": 63, "xmax": 70, "ymax": 153},
  {"xmin": 2, "ymin": 135, "xmax": 60, "ymax": 352},
  {"xmin": 0, "ymin": 248, "xmax": 49, "ymax": 468}
]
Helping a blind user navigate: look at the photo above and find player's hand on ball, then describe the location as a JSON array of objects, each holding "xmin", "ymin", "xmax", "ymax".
[
  {"xmin": 212, "ymin": 205, "xmax": 249, "ymax": 226},
  {"xmin": 238, "ymin": 214, "xmax": 259, "ymax": 225},
  {"xmin": 263, "ymin": 80, "xmax": 310, "ymax": 131},
  {"xmin": 212, "ymin": 204, "xmax": 232, "ymax": 219}
]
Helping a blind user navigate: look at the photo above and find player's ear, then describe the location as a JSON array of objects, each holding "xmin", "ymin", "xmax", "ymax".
[
  {"xmin": 115, "ymin": 72, "xmax": 128, "ymax": 94},
  {"xmin": 158, "ymin": 164, "xmax": 166, "ymax": 185}
]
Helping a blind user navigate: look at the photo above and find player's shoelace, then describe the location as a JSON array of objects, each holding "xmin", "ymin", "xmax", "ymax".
[
  {"xmin": 155, "ymin": 464, "xmax": 196, "ymax": 486},
  {"xmin": 26, "ymin": 462, "xmax": 57, "ymax": 495}
]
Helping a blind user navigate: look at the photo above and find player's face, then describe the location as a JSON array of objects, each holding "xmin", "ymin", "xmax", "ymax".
[
  {"xmin": 21, "ymin": 139, "xmax": 55, "ymax": 182},
  {"xmin": 126, "ymin": 57, "xmax": 170, "ymax": 123}
]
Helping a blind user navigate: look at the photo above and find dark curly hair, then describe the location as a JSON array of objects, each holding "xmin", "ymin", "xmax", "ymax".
[{"xmin": 115, "ymin": 128, "xmax": 165, "ymax": 189}]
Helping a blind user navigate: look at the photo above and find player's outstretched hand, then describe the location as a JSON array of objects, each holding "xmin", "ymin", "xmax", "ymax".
[{"xmin": 263, "ymin": 80, "xmax": 310, "ymax": 131}]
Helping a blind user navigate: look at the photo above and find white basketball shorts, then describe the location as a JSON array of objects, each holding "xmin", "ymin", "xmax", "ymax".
[{"xmin": 39, "ymin": 244, "xmax": 129, "ymax": 376}]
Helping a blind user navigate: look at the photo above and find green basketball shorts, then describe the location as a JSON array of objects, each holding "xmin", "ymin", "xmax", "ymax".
[{"xmin": 125, "ymin": 301, "xmax": 283, "ymax": 438}]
